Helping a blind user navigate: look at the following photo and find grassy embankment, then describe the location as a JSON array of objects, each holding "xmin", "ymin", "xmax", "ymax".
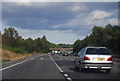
[
  {"xmin": 0, "ymin": 45, "xmax": 48, "ymax": 63},
  {"xmin": 0, "ymin": 49, "xmax": 32, "ymax": 63},
  {"xmin": 0, "ymin": 45, "xmax": 33, "ymax": 63}
]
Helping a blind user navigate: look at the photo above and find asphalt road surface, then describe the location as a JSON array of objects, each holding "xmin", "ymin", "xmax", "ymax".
[{"xmin": 1, "ymin": 54, "xmax": 120, "ymax": 81}]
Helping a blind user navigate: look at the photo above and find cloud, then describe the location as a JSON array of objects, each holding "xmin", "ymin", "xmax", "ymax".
[
  {"xmin": 86, "ymin": 10, "xmax": 117, "ymax": 26},
  {"xmin": 12, "ymin": 2, "xmax": 32, "ymax": 7},
  {"xmin": 51, "ymin": 10, "xmax": 117, "ymax": 29},
  {"xmin": 69, "ymin": 4, "xmax": 87, "ymax": 12},
  {"xmin": 52, "ymin": 24, "xmax": 61, "ymax": 29},
  {"xmin": 55, "ymin": 30, "xmax": 73, "ymax": 33},
  {"xmin": 2, "ymin": 2, "xmax": 118, "ymax": 44},
  {"xmin": 3, "ymin": 2, "xmax": 56, "ymax": 8},
  {"xmin": 13, "ymin": 27, "xmax": 81, "ymax": 44},
  {"xmin": 3, "ymin": 2, "xmax": 117, "ymax": 30},
  {"xmin": 2, "ymin": 0, "xmax": 120, "ymax": 2},
  {"xmin": 3, "ymin": 2, "xmax": 78, "ymax": 30},
  {"xmin": 108, "ymin": 18, "xmax": 118, "ymax": 25},
  {"xmin": 90, "ymin": 10, "xmax": 112, "ymax": 19}
]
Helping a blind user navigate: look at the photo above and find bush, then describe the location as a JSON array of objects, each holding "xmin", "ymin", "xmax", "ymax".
[
  {"xmin": 2, "ymin": 60, "xmax": 11, "ymax": 63},
  {"xmin": 40, "ymin": 49, "xmax": 48, "ymax": 53},
  {"xmin": 2, "ymin": 45, "xmax": 28, "ymax": 54},
  {"xmin": 13, "ymin": 48, "xmax": 28, "ymax": 54},
  {"xmin": 2, "ymin": 45, "xmax": 13, "ymax": 51}
]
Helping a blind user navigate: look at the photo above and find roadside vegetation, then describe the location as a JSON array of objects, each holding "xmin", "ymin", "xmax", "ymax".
[
  {"xmin": 73, "ymin": 24, "xmax": 120, "ymax": 56},
  {"xmin": 0, "ymin": 24, "xmax": 120, "ymax": 63},
  {"xmin": 1, "ymin": 27, "xmax": 57, "ymax": 54},
  {"xmin": 1, "ymin": 27, "xmax": 73, "ymax": 54},
  {"xmin": 0, "ymin": 49, "xmax": 32, "ymax": 63},
  {"xmin": 0, "ymin": 27, "xmax": 72, "ymax": 62}
]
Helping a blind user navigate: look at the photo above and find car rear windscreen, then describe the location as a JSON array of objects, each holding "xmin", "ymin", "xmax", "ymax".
[{"xmin": 86, "ymin": 48, "xmax": 110, "ymax": 55}]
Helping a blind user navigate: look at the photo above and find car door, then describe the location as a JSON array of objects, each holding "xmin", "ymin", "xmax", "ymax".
[
  {"xmin": 74, "ymin": 52, "xmax": 80, "ymax": 67},
  {"xmin": 75, "ymin": 48, "xmax": 85, "ymax": 67},
  {"xmin": 79, "ymin": 48, "xmax": 85, "ymax": 63}
]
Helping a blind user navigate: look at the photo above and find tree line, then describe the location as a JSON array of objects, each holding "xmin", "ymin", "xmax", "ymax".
[
  {"xmin": 73, "ymin": 24, "xmax": 120, "ymax": 54},
  {"xmin": 2, "ymin": 27, "xmax": 58, "ymax": 54},
  {"xmin": 1, "ymin": 27, "xmax": 73, "ymax": 54},
  {"xmin": 1, "ymin": 24, "xmax": 120, "ymax": 54}
]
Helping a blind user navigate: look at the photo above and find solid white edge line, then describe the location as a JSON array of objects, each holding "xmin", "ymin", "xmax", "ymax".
[
  {"xmin": 49, "ymin": 55, "xmax": 63, "ymax": 72},
  {"xmin": 0, "ymin": 60, "xmax": 27, "ymax": 71},
  {"xmin": 0, "ymin": 54, "xmax": 45, "ymax": 71}
]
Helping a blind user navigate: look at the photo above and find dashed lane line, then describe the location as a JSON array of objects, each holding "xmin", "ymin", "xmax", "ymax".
[
  {"xmin": 64, "ymin": 74, "xmax": 68, "ymax": 77},
  {"xmin": 49, "ymin": 55, "xmax": 73, "ymax": 81},
  {"xmin": 67, "ymin": 77, "xmax": 72, "ymax": 81},
  {"xmin": 64, "ymin": 74, "xmax": 73, "ymax": 81},
  {"xmin": 49, "ymin": 55, "xmax": 63, "ymax": 72},
  {"xmin": 56, "ymin": 55, "xmax": 75, "ymax": 61}
]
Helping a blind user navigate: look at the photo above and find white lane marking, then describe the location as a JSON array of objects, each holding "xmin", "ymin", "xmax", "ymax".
[
  {"xmin": 40, "ymin": 58, "xmax": 43, "ymax": 60},
  {"xmin": 49, "ymin": 55, "xmax": 63, "ymax": 72},
  {"xmin": 1, "ymin": 54, "xmax": 46, "ymax": 71},
  {"xmin": 0, "ymin": 60, "xmax": 27, "ymax": 71},
  {"xmin": 56, "ymin": 55, "xmax": 74, "ymax": 61},
  {"xmin": 50, "ymin": 55, "xmax": 73, "ymax": 81},
  {"xmin": 67, "ymin": 77, "xmax": 72, "ymax": 81},
  {"xmin": 64, "ymin": 74, "xmax": 68, "ymax": 77},
  {"xmin": 60, "ymin": 58, "xmax": 63, "ymax": 60},
  {"xmin": 30, "ymin": 58, "xmax": 34, "ymax": 60}
]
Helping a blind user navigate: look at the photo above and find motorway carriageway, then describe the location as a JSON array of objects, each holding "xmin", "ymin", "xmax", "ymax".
[{"xmin": 1, "ymin": 54, "xmax": 120, "ymax": 81}]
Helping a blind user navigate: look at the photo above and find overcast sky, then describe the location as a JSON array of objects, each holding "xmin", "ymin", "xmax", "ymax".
[{"xmin": 1, "ymin": 1, "xmax": 118, "ymax": 44}]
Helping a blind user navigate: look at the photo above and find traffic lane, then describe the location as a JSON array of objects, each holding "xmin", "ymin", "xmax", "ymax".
[
  {"xmin": 2, "ymin": 54, "xmax": 42, "ymax": 68},
  {"xmin": 2, "ymin": 54, "xmax": 65, "ymax": 79},
  {"xmin": 55, "ymin": 54, "xmax": 119, "ymax": 73},
  {"xmin": 51, "ymin": 55, "xmax": 119, "ymax": 80},
  {"xmin": 2, "ymin": 54, "xmax": 43, "ymax": 79}
]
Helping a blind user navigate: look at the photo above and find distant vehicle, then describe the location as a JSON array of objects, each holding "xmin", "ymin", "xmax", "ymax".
[
  {"xmin": 55, "ymin": 50, "xmax": 58, "ymax": 54},
  {"xmin": 50, "ymin": 51, "xmax": 55, "ymax": 55},
  {"xmin": 74, "ymin": 47, "xmax": 113, "ymax": 73},
  {"xmin": 62, "ymin": 52, "xmax": 69, "ymax": 56},
  {"xmin": 49, "ymin": 52, "xmax": 55, "ymax": 55},
  {"xmin": 48, "ymin": 53, "xmax": 50, "ymax": 54}
]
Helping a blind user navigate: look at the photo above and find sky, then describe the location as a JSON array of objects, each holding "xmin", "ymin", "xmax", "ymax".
[{"xmin": 1, "ymin": 0, "xmax": 119, "ymax": 44}]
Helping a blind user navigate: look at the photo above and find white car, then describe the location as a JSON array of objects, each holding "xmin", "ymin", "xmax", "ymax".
[{"xmin": 74, "ymin": 47, "xmax": 113, "ymax": 73}]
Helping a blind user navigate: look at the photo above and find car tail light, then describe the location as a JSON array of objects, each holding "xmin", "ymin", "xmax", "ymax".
[
  {"xmin": 84, "ymin": 56, "xmax": 90, "ymax": 60},
  {"xmin": 107, "ymin": 57, "xmax": 112, "ymax": 61}
]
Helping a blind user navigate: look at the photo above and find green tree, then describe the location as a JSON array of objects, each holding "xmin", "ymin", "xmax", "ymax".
[
  {"xmin": 25, "ymin": 38, "xmax": 34, "ymax": 53},
  {"xmin": 2, "ymin": 27, "xmax": 18, "ymax": 47},
  {"xmin": 73, "ymin": 24, "xmax": 120, "ymax": 54}
]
